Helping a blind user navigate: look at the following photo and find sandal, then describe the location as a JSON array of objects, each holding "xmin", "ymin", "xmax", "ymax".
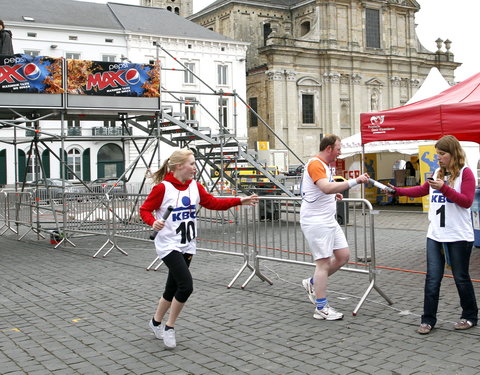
[
  {"xmin": 454, "ymin": 319, "xmax": 474, "ymax": 330},
  {"xmin": 416, "ymin": 323, "xmax": 432, "ymax": 334}
]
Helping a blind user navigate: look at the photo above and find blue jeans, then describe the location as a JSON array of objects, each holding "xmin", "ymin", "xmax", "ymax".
[{"xmin": 422, "ymin": 238, "xmax": 478, "ymax": 327}]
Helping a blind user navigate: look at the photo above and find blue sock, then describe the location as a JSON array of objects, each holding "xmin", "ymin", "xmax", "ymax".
[
  {"xmin": 310, "ymin": 278, "xmax": 314, "ymax": 285},
  {"xmin": 316, "ymin": 298, "xmax": 327, "ymax": 310}
]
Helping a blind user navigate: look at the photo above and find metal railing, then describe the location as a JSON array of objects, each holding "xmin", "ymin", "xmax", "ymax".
[
  {"xmin": 245, "ymin": 197, "xmax": 392, "ymax": 315},
  {"xmin": 0, "ymin": 193, "xmax": 391, "ymax": 315}
]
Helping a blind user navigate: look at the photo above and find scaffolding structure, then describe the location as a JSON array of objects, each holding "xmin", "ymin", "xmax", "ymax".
[{"xmin": 0, "ymin": 46, "xmax": 303, "ymax": 242}]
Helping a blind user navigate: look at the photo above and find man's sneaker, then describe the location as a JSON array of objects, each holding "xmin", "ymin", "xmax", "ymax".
[
  {"xmin": 148, "ymin": 319, "xmax": 163, "ymax": 339},
  {"xmin": 302, "ymin": 278, "xmax": 316, "ymax": 304},
  {"xmin": 313, "ymin": 304, "xmax": 344, "ymax": 321},
  {"xmin": 163, "ymin": 328, "xmax": 176, "ymax": 349}
]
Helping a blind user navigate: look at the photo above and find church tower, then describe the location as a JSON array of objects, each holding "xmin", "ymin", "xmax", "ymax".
[{"xmin": 140, "ymin": 0, "xmax": 193, "ymax": 18}]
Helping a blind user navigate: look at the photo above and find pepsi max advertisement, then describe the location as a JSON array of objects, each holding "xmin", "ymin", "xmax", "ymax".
[
  {"xmin": 0, "ymin": 54, "xmax": 64, "ymax": 93},
  {"xmin": 67, "ymin": 60, "xmax": 159, "ymax": 97}
]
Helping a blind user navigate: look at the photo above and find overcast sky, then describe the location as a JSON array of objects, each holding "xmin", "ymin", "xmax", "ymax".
[{"xmin": 80, "ymin": 0, "xmax": 479, "ymax": 82}]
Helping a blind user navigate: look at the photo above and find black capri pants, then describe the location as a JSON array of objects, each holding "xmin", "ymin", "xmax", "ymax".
[{"xmin": 162, "ymin": 251, "xmax": 193, "ymax": 303}]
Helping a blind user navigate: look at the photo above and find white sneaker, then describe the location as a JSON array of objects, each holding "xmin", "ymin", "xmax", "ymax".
[
  {"xmin": 313, "ymin": 304, "xmax": 344, "ymax": 321},
  {"xmin": 302, "ymin": 278, "xmax": 316, "ymax": 304},
  {"xmin": 148, "ymin": 319, "xmax": 164, "ymax": 339},
  {"xmin": 163, "ymin": 328, "xmax": 176, "ymax": 349}
]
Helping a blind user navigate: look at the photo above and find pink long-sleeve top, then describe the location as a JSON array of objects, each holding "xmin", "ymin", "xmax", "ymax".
[{"xmin": 394, "ymin": 167, "xmax": 476, "ymax": 209}]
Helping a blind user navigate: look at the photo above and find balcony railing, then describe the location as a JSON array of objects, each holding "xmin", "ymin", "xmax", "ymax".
[
  {"xmin": 25, "ymin": 127, "xmax": 82, "ymax": 136},
  {"xmin": 91, "ymin": 127, "xmax": 133, "ymax": 136},
  {"xmin": 67, "ymin": 127, "xmax": 82, "ymax": 136}
]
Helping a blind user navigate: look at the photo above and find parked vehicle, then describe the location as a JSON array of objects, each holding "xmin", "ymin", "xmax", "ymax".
[
  {"xmin": 25, "ymin": 178, "xmax": 85, "ymax": 201},
  {"xmin": 285, "ymin": 164, "xmax": 304, "ymax": 176},
  {"xmin": 90, "ymin": 178, "xmax": 126, "ymax": 195}
]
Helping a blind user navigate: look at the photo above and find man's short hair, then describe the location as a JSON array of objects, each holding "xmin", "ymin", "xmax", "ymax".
[{"xmin": 319, "ymin": 134, "xmax": 340, "ymax": 151}]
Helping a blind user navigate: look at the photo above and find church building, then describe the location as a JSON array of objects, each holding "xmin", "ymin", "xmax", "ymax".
[{"xmin": 190, "ymin": 0, "xmax": 460, "ymax": 159}]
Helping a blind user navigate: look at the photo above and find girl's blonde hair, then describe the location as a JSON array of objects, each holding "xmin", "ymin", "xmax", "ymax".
[
  {"xmin": 152, "ymin": 148, "xmax": 194, "ymax": 184},
  {"xmin": 435, "ymin": 135, "xmax": 466, "ymax": 185}
]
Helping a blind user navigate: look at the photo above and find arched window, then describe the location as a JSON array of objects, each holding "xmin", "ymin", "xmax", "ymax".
[
  {"xmin": 174, "ymin": 7, "xmax": 180, "ymax": 15},
  {"xmin": 67, "ymin": 148, "xmax": 82, "ymax": 181},
  {"xmin": 300, "ymin": 21, "xmax": 311, "ymax": 36},
  {"xmin": 97, "ymin": 143, "xmax": 124, "ymax": 179},
  {"xmin": 167, "ymin": 6, "xmax": 172, "ymax": 11},
  {"xmin": 263, "ymin": 23, "xmax": 272, "ymax": 46},
  {"xmin": 23, "ymin": 148, "xmax": 43, "ymax": 182}
]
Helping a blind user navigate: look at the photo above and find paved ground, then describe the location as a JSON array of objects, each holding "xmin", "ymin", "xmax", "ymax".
[{"xmin": 2, "ymin": 207, "xmax": 480, "ymax": 375}]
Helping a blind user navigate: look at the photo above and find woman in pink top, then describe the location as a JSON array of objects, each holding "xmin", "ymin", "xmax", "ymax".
[{"xmin": 389, "ymin": 135, "xmax": 477, "ymax": 334}]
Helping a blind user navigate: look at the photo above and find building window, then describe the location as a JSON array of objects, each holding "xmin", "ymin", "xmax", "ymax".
[
  {"xmin": 218, "ymin": 98, "xmax": 228, "ymax": 127},
  {"xmin": 300, "ymin": 21, "xmax": 310, "ymax": 36},
  {"xmin": 217, "ymin": 64, "xmax": 228, "ymax": 85},
  {"xmin": 69, "ymin": 35, "xmax": 78, "ymax": 41},
  {"xmin": 24, "ymin": 50, "xmax": 40, "ymax": 57},
  {"xmin": 366, "ymin": 8, "xmax": 380, "ymax": 48},
  {"xmin": 302, "ymin": 94, "xmax": 314, "ymax": 124},
  {"xmin": 105, "ymin": 38, "xmax": 113, "ymax": 43},
  {"xmin": 184, "ymin": 62, "xmax": 195, "ymax": 84},
  {"xmin": 102, "ymin": 55, "xmax": 116, "ymax": 62},
  {"xmin": 27, "ymin": 32, "xmax": 37, "ymax": 38},
  {"xmin": 249, "ymin": 97, "xmax": 258, "ymax": 127},
  {"xmin": 263, "ymin": 23, "xmax": 272, "ymax": 46},
  {"xmin": 185, "ymin": 97, "xmax": 196, "ymax": 121},
  {"xmin": 66, "ymin": 52, "xmax": 80, "ymax": 59},
  {"xmin": 67, "ymin": 148, "xmax": 81, "ymax": 180},
  {"xmin": 103, "ymin": 120, "xmax": 116, "ymax": 128},
  {"xmin": 67, "ymin": 119, "xmax": 81, "ymax": 135},
  {"xmin": 67, "ymin": 119, "xmax": 81, "ymax": 128},
  {"xmin": 97, "ymin": 143, "xmax": 124, "ymax": 179},
  {"xmin": 26, "ymin": 150, "xmax": 41, "ymax": 182},
  {"xmin": 174, "ymin": 7, "xmax": 180, "ymax": 15}
]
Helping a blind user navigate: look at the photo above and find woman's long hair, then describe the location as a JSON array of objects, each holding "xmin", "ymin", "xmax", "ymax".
[
  {"xmin": 435, "ymin": 135, "xmax": 466, "ymax": 185},
  {"xmin": 152, "ymin": 148, "xmax": 194, "ymax": 184}
]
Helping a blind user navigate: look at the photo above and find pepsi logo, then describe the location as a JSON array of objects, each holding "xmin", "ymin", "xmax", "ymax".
[
  {"xmin": 23, "ymin": 63, "xmax": 41, "ymax": 80},
  {"xmin": 125, "ymin": 69, "xmax": 140, "ymax": 85}
]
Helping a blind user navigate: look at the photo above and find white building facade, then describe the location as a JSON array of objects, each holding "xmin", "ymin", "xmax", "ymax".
[{"xmin": 0, "ymin": 0, "xmax": 248, "ymax": 186}]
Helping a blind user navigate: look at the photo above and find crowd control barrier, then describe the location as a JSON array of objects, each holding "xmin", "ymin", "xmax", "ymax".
[
  {"xmin": 1, "ymin": 192, "xmax": 35, "ymax": 239},
  {"xmin": 2, "ymin": 191, "xmax": 391, "ymax": 315},
  {"xmin": 63, "ymin": 192, "xmax": 129, "ymax": 257},
  {"xmin": 110, "ymin": 194, "xmax": 251, "ymax": 273},
  {"xmin": 244, "ymin": 196, "xmax": 392, "ymax": 315},
  {"xmin": 0, "ymin": 192, "xmax": 8, "ymax": 235}
]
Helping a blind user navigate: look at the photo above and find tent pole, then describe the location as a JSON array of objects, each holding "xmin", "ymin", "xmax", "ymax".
[{"xmin": 360, "ymin": 144, "xmax": 366, "ymax": 199}]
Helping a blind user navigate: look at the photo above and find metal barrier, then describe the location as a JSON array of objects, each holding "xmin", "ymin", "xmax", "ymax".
[
  {"xmin": 1, "ymin": 192, "xmax": 35, "ymax": 239},
  {"xmin": 245, "ymin": 196, "xmax": 392, "ymax": 315},
  {"xmin": 110, "ymin": 194, "xmax": 252, "ymax": 275},
  {"xmin": 0, "ymin": 191, "xmax": 7, "ymax": 235},
  {"xmin": 2, "ymin": 190, "xmax": 391, "ymax": 314},
  {"xmin": 64, "ymin": 192, "xmax": 128, "ymax": 257},
  {"xmin": 196, "ymin": 204, "xmax": 258, "ymax": 288}
]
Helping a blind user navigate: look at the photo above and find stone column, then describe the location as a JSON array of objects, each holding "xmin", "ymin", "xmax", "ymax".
[
  {"xmin": 265, "ymin": 69, "xmax": 286, "ymax": 148},
  {"xmin": 284, "ymin": 70, "xmax": 297, "ymax": 152},
  {"xmin": 322, "ymin": 71, "xmax": 341, "ymax": 135}
]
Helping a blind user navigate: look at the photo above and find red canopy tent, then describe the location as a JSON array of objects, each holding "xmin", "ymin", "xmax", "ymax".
[{"xmin": 360, "ymin": 72, "xmax": 480, "ymax": 145}]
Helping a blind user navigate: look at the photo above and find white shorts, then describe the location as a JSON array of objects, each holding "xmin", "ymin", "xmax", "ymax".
[{"xmin": 301, "ymin": 223, "xmax": 348, "ymax": 260}]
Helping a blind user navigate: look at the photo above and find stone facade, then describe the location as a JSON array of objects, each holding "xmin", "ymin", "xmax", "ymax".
[
  {"xmin": 141, "ymin": 0, "xmax": 193, "ymax": 17},
  {"xmin": 190, "ymin": 0, "xmax": 460, "ymax": 161}
]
